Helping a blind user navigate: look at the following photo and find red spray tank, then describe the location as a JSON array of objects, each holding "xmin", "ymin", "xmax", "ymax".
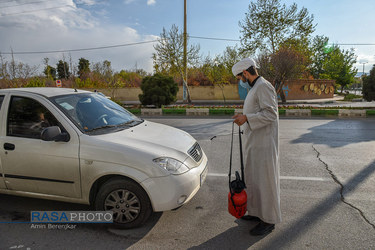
[{"xmin": 228, "ymin": 172, "xmax": 247, "ymax": 218}]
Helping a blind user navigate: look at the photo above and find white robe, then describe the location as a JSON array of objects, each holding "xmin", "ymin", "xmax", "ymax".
[{"xmin": 242, "ymin": 76, "xmax": 282, "ymax": 224}]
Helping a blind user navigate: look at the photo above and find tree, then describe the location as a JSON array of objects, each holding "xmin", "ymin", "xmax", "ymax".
[
  {"xmin": 43, "ymin": 58, "xmax": 55, "ymax": 80},
  {"xmin": 309, "ymin": 36, "xmax": 357, "ymax": 93},
  {"xmin": 239, "ymin": 0, "xmax": 315, "ymax": 54},
  {"xmin": 78, "ymin": 58, "xmax": 90, "ymax": 79},
  {"xmin": 362, "ymin": 65, "xmax": 375, "ymax": 101},
  {"xmin": 0, "ymin": 53, "xmax": 8, "ymax": 80},
  {"xmin": 139, "ymin": 73, "xmax": 179, "ymax": 108},
  {"xmin": 56, "ymin": 60, "xmax": 70, "ymax": 79},
  {"xmin": 309, "ymin": 35, "xmax": 330, "ymax": 79},
  {"xmin": 320, "ymin": 46, "xmax": 357, "ymax": 93},
  {"xmin": 92, "ymin": 60, "xmax": 119, "ymax": 97},
  {"xmin": 153, "ymin": 24, "xmax": 200, "ymax": 103},
  {"xmin": 43, "ymin": 65, "xmax": 56, "ymax": 80},
  {"xmin": 257, "ymin": 44, "xmax": 307, "ymax": 102},
  {"xmin": 116, "ymin": 70, "xmax": 143, "ymax": 87},
  {"xmin": 0, "ymin": 53, "xmax": 36, "ymax": 87},
  {"xmin": 201, "ymin": 55, "xmax": 229, "ymax": 102},
  {"xmin": 239, "ymin": 0, "xmax": 315, "ymax": 102}
]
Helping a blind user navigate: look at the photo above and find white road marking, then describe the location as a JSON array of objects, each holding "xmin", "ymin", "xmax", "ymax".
[{"xmin": 208, "ymin": 173, "xmax": 330, "ymax": 181}]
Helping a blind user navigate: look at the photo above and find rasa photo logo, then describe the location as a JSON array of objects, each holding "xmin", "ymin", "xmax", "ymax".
[{"xmin": 30, "ymin": 211, "xmax": 113, "ymax": 230}]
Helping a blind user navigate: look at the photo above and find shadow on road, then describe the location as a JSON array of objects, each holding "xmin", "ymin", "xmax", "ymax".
[
  {"xmin": 291, "ymin": 119, "xmax": 375, "ymax": 147},
  {"xmin": 0, "ymin": 194, "xmax": 162, "ymax": 249},
  {"xmin": 260, "ymin": 160, "xmax": 375, "ymax": 249},
  {"xmin": 188, "ymin": 220, "xmax": 265, "ymax": 250}
]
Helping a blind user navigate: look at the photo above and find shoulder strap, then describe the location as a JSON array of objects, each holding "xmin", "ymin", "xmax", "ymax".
[
  {"xmin": 228, "ymin": 122, "xmax": 246, "ymax": 190},
  {"xmin": 238, "ymin": 126, "xmax": 245, "ymax": 185},
  {"xmin": 228, "ymin": 122, "xmax": 234, "ymax": 190}
]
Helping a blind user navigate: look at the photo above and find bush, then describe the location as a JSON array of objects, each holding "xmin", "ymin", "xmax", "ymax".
[
  {"xmin": 139, "ymin": 73, "xmax": 179, "ymax": 108},
  {"xmin": 25, "ymin": 77, "xmax": 46, "ymax": 87},
  {"xmin": 343, "ymin": 94, "xmax": 362, "ymax": 101},
  {"xmin": 209, "ymin": 108, "xmax": 234, "ymax": 115},
  {"xmin": 162, "ymin": 108, "xmax": 186, "ymax": 115}
]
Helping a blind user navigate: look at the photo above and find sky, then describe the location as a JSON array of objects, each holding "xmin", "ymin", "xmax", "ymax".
[{"xmin": 0, "ymin": 0, "xmax": 374, "ymax": 75}]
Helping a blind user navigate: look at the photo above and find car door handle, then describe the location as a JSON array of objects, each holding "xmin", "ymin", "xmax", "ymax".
[{"xmin": 4, "ymin": 143, "xmax": 15, "ymax": 151}]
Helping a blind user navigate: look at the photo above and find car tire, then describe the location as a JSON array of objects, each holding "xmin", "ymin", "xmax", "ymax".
[{"xmin": 94, "ymin": 177, "xmax": 152, "ymax": 229}]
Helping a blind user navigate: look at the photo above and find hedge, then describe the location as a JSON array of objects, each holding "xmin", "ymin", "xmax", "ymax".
[
  {"xmin": 127, "ymin": 108, "xmax": 141, "ymax": 114},
  {"xmin": 162, "ymin": 108, "xmax": 187, "ymax": 115},
  {"xmin": 209, "ymin": 108, "xmax": 235, "ymax": 115}
]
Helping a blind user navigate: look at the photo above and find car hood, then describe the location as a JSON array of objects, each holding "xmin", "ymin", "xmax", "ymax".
[
  {"xmin": 92, "ymin": 120, "xmax": 196, "ymax": 158},
  {"xmin": 79, "ymin": 120, "xmax": 200, "ymax": 179}
]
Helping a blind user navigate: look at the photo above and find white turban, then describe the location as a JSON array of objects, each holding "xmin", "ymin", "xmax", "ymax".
[{"xmin": 232, "ymin": 58, "xmax": 259, "ymax": 76}]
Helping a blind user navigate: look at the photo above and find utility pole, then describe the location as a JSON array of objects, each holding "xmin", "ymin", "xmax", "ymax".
[{"xmin": 183, "ymin": 0, "xmax": 187, "ymax": 102}]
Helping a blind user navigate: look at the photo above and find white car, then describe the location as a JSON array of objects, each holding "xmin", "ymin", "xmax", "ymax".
[{"xmin": 0, "ymin": 88, "xmax": 208, "ymax": 228}]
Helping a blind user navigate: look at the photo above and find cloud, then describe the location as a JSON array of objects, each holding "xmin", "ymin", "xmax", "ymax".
[
  {"xmin": 147, "ymin": 0, "xmax": 156, "ymax": 6},
  {"xmin": 124, "ymin": 0, "xmax": 136, "ymax": 4},
  {"xmin": 76, "ymin": 0, "xmax": 96, "ymax": 5},
  {"xmin": 0, "ymin": 0, "xmax": 157, "ymax": 73}
]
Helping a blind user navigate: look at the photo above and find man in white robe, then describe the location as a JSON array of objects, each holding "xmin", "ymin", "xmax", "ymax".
[{"xmin": 232, "ymin": 58, "xmax": 282, "ymax": 236}]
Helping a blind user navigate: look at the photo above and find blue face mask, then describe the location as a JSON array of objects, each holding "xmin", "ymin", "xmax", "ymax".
[{"xmin": 239, "ymin": 79, "xmax": 251, "ymax": 90}]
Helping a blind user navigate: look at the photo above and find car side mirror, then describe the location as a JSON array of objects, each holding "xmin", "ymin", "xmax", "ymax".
[{"xmin": 41, "ymin": 126, "xmax": 70, "ymax": 142}]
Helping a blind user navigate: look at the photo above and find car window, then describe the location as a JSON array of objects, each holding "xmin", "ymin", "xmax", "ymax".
[
  {"xmin": 7, "ymin": 96, "xmax": 61, "ymax": 139},
  {"xmin": 52, "ymin": 93, "xmax": 141, "ymax": 133}
]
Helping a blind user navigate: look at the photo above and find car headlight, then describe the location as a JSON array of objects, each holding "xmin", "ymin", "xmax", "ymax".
[{"xmin": 153, "ymin": 157, "xmax": 190, "ymax": 175}]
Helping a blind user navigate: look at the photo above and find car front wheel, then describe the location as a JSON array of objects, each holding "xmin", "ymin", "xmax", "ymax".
[{"xmin": 94, "ymin": 177, "xmax": 152, "ymax": 228}]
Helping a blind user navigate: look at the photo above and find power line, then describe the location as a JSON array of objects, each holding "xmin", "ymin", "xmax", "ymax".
[
  {"xmin": 190, "ymin": 36, "xmax": 240, "ymax": 42},
  {"xmin": 1, "ymin": 35, "xmax": 375, "ymax": 55},
  {"xmin": 190, "ymin": 36, "xmax": 375, "ymax": 46},
  {"xmin": 0, "ymin": 0, "xmax": 56, "ymax": 9},
  {"xmin": 1, "ymin": 40, "xmax": 159, "ymax": 55},
  {"xmin": 0, "ymin": 4, "xmax": 73, "ymax": 16},
  {"xmin": 335, "ymin": 43, "xmax": 375, "ymax": 46},
  {"xmin": 0, "ymin": 0, "xmax": 19, "ymax": 4}
]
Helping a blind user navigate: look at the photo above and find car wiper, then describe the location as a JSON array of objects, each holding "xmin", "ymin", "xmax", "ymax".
[
  {"xmin": 86, "ymin": 119, "xmax": 144, "ymax": 132},
  {"xmin": 86, "ymin": 124, "xmax": 118, "ymax": 132},
  {"xmin": 118, "ymin": 119, "xmax": 143, "ymax": 127}
]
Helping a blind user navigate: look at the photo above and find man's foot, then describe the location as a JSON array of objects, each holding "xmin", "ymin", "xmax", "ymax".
[
  {"xmin": 250, "ymin": 221, "xmax": 275, "ymax": 236},
  {"xmin": 241, "ymin": 215, "xmax": 260, "ymax": 221}
]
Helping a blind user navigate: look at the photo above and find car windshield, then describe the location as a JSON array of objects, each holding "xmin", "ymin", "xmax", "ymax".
[{"xmin": 51, "ymin": 93, "xmax": 142, "ymax": 133}]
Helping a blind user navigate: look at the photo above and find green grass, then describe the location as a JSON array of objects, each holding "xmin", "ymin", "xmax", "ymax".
[
  {"xmin": 127, "ymin": 108, "xmax": 141, "ymax": 114},
  {"xmin": 209, "ymin": 108, "xmax": 235, "ymax": 115},
  {"xmin": 343, "ymin": 94, "xmax": 362, "ymax": 101},
  {"xmin": 162, "ymin": 108, "xmax": 186, "ymax": 115},
  {"xmin": 126, "ymin": 106, "xmax": 373, "ymax": 117}
]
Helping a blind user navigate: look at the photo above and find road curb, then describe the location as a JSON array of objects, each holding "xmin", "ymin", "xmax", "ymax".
[
  {"xmin": 186, "ymin": 108, "xmax": 209, "ymax": 116},
  {"xmin": 339, "ymin": 109, "xmax": 366, "ymax": 117},
  {"xmin": 141, "ymin": 108, "xmax": 162, "ymax": 116},
  {"xmin": 286, "ymin": 109, "xmax": 311, "ymax": 117},
  {"xmin": 130, "ymin": 108, "xmax": 375, "ymax": 118}
]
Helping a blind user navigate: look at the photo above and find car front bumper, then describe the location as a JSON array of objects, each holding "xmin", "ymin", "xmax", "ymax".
[{"xmin": 141, "ymin": 153, "xmax": 208, "ymax": 212}]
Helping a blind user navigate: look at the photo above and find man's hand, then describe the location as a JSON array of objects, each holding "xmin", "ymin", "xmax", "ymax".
[{"xmin": 232, "ymin": 114, "xmax": 247, "ymax": 126}]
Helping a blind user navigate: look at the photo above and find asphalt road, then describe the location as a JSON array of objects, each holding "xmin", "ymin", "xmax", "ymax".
[{"xmin": 1, "ymin": 117, "xmax": 374, "ymax": 249}]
